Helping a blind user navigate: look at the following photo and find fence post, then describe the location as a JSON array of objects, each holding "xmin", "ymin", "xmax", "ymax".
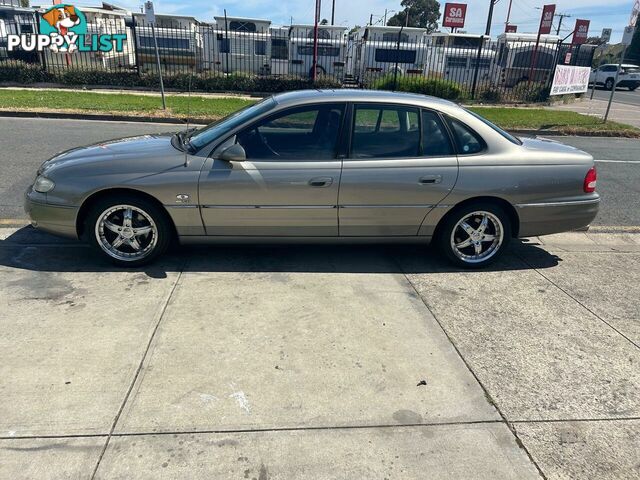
[
  {"xmin": 34, "ymin": 11, "xmax": 48, "ymax": 74},
  {"xmin": 470, "ymin": 37, "xmax": 484, "ymax": 99},
  {"xmin": 130, "ymin": 14, "xmax": 141, "ymax": 77},
  {"xmin": 393, "ymin": 25, "xmax": 404, "ymax": 91}
]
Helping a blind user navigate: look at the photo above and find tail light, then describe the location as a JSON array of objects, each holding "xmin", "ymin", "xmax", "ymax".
[{"xmin": 583, "ymin": 167, "xmax": 597, "ymax": 193}]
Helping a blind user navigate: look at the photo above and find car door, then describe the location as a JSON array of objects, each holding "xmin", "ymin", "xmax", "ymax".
[
  {"xmin": 338, "ymin": 104, "xmax": 458, "ymax": 236},
  {"xmin": 198, "ymin": 103, "xmax": 345, "ymax": 236}
]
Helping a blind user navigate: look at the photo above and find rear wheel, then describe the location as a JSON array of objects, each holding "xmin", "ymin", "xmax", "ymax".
[
  {"xmin": 85, "ymin": 195, "xmax": 171, "ymax": 267},
  {"xmin": 437, "ymin": 203, "xmax": 511, "ymax": 268},
  {"xmin": 630, "ymin": 86, "xmax": 638, "ymax": 91},
  {"xmin": 605, "ymin": 77, "xmax": 615, "ymax": 90}
]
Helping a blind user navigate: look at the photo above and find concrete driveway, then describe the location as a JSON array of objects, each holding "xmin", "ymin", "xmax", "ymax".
[{"xmin": 1, "ymin": 227, "xmax": 639, "ymax": 479}]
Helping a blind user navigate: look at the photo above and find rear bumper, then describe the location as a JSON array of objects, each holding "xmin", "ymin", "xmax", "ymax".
[
  {"xmin": 617, "ymin": 79, "xmax": 640, "ymax": 88},
  {"xmin": 24, "ymin": 188, "xmax": 79, "ymax": 239},
  {"xmin": 516, "ymin": 196, "xmax": 600, "ymax": 237}
]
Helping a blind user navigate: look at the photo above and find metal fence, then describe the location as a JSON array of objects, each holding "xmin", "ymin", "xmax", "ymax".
[{"xmin": 0, "ymin": 13, "xmax": 598, "ymax": 102}]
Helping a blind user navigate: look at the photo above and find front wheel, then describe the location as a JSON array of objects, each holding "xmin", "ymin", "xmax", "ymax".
[
  {"xmin": 630, "ymin": 86, "xmax": 638, "ymax": 91},
  {"xmin": 605, "ymin": 78, "xmax": 615, "ymax": 90},
  {"xmin": 85, "ymin": 195, "xmax": 172, "ymax": 267},
  {"xmin": 436, "ymin": 203, "xmax": 511, "ymax": 268}
]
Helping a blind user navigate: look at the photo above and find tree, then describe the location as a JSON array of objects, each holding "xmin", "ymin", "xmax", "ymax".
[
  {"xmin": 320, "ymin": 18, "xmax": 329, "ymax": 25},
  {"xmin": 585, "ymin": 36, "xmax": 606, "ymax": 46},
  {"xmin": 20, "ymin": 0, "xmax": 30, "ymax": 6},
  {"xmin": 387, "ymin": 0, "xmax": 441, "ymax": 32}
]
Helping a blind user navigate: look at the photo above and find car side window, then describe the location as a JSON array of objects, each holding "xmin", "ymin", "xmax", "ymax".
[
  {"xmin": 351, "ymin": 105, "xmax": 420, "ymax": 158},
  {"xmin": 448, "ymin": 118, "xmax": 485, "ymax": 155},
  {"xmin": 236, "ymin": 104, "xmax": 344, "ymax": 160},
  {"xmin": 421, "ymin": 110, "xmax": 454, "ymax": 157}
]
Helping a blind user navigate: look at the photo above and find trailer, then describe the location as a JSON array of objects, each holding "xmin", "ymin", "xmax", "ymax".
[
  {"xmin": 352, "ymin": 25, "xmax": 428, "ymax": 85},
  {"xmin": 0, "ymin": 4, "xmax": 38, "ymax": 63},
  {"xmin": 287, "ymin": 24, "xmax": 347, "ymax": 79},
  {"xmin": 202, "ymin": 16, "xmax": 272, "ymax": 75},
  {"xmin": 269, "ymin": 26, "xmax": 289, "ymax": 76}
]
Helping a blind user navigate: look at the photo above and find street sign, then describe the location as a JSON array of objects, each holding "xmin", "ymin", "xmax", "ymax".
[
  {"xmin": 600, "ymin": 28, "xmax": 612, "ymax": 43},
  {"xmin": 506, "ymin": 24, "xmax": 517, "ymax": 33},
  {"xmin": 622, "ymin": 25, "xmax": 636, "ymax": 46},
  {"xmin": 144, "ymin": 1, "xmax": 156, "ymax": 25},
  {"xmin": 572, "ymin": 19, "xmax": 590, "ymax": 45},
  {"xmin": 539, "ymin": 4, "xmax": 556, "ymax": 35},
  {"xmin": 442, "ymin": 3, "xmax": 467, "ymax": 28}
]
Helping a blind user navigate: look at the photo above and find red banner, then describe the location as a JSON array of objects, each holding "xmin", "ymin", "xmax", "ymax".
[
  {"xmin": 506, "ymin": 25, "xmax": 517, "ymax": 33},
  {"xmin": 572, "ymin": 19, "xmax": 590, "ymax": 44},
  {"xmin": 539, "ymin": 4, "xmax": 556, "ymax": 35},
  {"xmin": 442, "ymin": 3, "xmax": 467, "ymax": 28}
]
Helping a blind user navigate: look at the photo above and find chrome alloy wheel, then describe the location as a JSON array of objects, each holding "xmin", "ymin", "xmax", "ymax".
[
  {"xmin": 95, "ymin": 205, "xmax": 158, "ymax": 262},
  {"xmin": 450, "ymin": 211, "xmax": 504, "ymax": 264}
]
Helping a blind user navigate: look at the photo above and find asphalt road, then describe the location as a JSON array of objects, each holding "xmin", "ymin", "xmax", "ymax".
[
  {"xmin": 590, "ymin": 86, "xmax": 640, "ymax": 107},
  {"xmin": 0, "ymin": 117, "xmax": 638, "ymax": 227}
]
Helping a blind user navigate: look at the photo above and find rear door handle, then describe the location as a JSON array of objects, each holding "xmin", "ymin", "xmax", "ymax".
[
  {"xmin": 419, "ymin": 175, "xmax": 442, "ymax": 185},
  {"xmin": 308, "ymin": 177, "xmax": 333, "ymax": 187}
]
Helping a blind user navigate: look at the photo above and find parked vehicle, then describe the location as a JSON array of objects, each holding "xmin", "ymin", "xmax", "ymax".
[
  {"xmin": 287, "ymin": 24, "xmax": 348, "ymax": 79},
  {"xmin": 269, "ymin": 26, "xmax": 289, "ymax": 76},
  {"xmin": 352, "ymin": 25, "xmax": 428, "ymax": 85},
  {"xmin": 589, "ymin": 63, "xmax": 640, "ymax": 91},
  {"xmin": 25, "ymin": 90, "xmax": 599, "ymax": 268}
]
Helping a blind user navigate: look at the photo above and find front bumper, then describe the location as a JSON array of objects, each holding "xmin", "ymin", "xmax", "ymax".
[
  {"xmin": 24, "ymin": 187, "xmax": 79, "ymax": 239},
  {"xmin": 516, "ymin": 196, "xmax": 600, "ymax": 237}
]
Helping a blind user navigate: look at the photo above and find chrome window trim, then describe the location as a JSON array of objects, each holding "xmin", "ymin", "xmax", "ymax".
[{"xmin": 515, "ymin": 198, "xmax": 601, "ymax": 208}]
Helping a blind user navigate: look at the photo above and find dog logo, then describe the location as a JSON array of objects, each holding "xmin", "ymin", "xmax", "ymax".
[{"xmin": 38, "ymin": 4, "xmax": 87, "ymax": 52}]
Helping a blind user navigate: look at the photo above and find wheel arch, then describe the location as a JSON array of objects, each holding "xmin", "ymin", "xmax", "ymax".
[
  {"xmin": 433, "ymin": 196, "xmax": 520, "ymax": 240},
  {"xmin": 75, "ymin": 188, "xmax": 178, "ymax": 241}
]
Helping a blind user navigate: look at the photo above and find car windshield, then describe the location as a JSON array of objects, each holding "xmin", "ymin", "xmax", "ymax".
[
  {"xmin": 464, "ymin": 108, "xmax": 522, "ymax": 145},
  {"xmin": 188, "ymin": 97, "xmax": 276, "ymax": 149}
]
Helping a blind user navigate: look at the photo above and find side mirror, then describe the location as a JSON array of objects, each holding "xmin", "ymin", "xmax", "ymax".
[{"xmin": 218, "ymin": 144, "xmax": 246, "ymax": 162}]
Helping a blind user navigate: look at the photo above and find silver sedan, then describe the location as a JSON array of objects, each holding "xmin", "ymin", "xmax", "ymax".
[{"xmin": 25, "ymin": 90, "xmax": 599, "ymax": 268}]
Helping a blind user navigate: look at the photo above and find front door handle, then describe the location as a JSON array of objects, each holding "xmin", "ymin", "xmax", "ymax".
[
  {"xmin": 419, "ymin": 175, "xmax": 442, "ymax": 185},
  {"xmin": 308, "ymin": 177, "xmax": 333, "ymax": 187}
]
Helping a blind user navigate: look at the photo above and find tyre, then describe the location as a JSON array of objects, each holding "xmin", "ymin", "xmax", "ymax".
[
  {"xmin": 605, "ymin": 78, "xmax": 615, "ymax": 90},
  {"xmin": 310, "ymin": 65, "xmax": 326, "ymax": 78},
  {"xmin": 84, "ymin": 194, "xmax": 172, "ymax": 267},
  {"xmin": 436, "ymin": 202, "xmax": 512, "ymax": 269},
  {"xmin": 630, "ymin": 86, "xmax": 638, "ymax": 91}
]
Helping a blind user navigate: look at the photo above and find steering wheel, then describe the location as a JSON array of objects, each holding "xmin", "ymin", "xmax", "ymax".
[{"xmin": 256, "ymin": 128, "xmax": 280, "ymax": 157}]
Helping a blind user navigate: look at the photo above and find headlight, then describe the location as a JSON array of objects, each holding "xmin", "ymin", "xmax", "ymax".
[{"xmin": 33, "ymin": 175, "xmax": 55, "ymax": 193}]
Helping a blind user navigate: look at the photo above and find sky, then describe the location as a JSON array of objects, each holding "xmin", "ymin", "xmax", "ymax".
[{"xmin": 105, "ymin": 0, "xmax": 636, "ymax": 43}]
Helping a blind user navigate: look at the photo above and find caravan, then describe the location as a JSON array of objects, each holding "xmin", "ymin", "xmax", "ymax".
[
  {"xmin": 425, "ymin": 32, "xmax": 494, "ymax": 86},
  {"xmin": 133, "ymin": 12, "xmax": 201, "ymax": 74},
  {"xmin": 352, "ymin": 25, "xmax": 428, "ymax": 85},
  {"xmin": 202, "ymin": 17, "xmax": 271, "ymax": 75},
  {"xmin": 287, "ymin": 24, "xmax": 347, "ymax": 79},
  {"xmin": 492, "ymin": 33, "xmax": 560, "ymax": 87}
]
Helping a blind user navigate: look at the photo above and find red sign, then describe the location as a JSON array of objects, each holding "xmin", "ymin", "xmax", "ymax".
[
  {"xmin": 442, "ymin": 3, "xmax": 467, "ymax": 28},
  {"xmin": 506, "ymin": 24, "xmax": 517, "ymax": 33},
  {"xmin": 539, "ymin": 4, "xmax": 556, "ymax": 35},
  {"xmin": 572, "ymin": 19, "xmax": 590, "ymax": 44}
]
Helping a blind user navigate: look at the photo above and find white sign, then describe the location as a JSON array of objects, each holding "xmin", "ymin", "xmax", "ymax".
[
  {"xmin": 144, "ymin": 1, "xmax": 156, "ymax": 25},
  {"xmin": 601, "ymin": 28, "xmax": 612, "ymax": 43},
  {"xmin": 622, "ymin": 25, "xmax": 636, "ymax": 46},
  {"xmin": 550, "ymin": 65, "xmax": 591, "ymax": 95}
]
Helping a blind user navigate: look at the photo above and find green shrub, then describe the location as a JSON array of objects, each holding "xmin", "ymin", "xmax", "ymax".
[
  {"xmin": 476, "ymin": 86, "xmax": 502, "ymax": 103},
  {"xmin": 371, "ymin": 74, "xmax": 464, "ymax": 100},
  {"xmin": 0, "ymin": 61, "xmax": 51, "ymax": 83},
  {"xmin": 511, "ymin": 81, "xmax": 550, "ymax": 103}
]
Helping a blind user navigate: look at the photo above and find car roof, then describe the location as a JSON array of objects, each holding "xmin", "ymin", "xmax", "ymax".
[
  {"xmin": 601, "ymin": 63, "xmax": 640, "ymax": 67},
  {"xmin": 271, "ymin": 89, "xmax": 459, "ymax": 109}
]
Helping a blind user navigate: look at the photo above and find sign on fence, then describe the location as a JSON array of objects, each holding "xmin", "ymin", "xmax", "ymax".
[
  {"xmin": 550, "ymin": 65, "xmax": 591, "ymax": 95},
  {"xmin": 572, "ymin": 19, "xmax": 590, "ymax": 45},
  {"xmin": 442, "ymin": 3, "xmax": 467, "ymax": 29},
  {"xmin": 600, "ymin": 28, "xmax": 612, "ymax": 43},
  {"xmin": 506, "ymin": 25, "xmax": 517, "ymax": 33},
  {"xmin": 539, "ymin": 4, "xmax": 556, "ymax": 35}
]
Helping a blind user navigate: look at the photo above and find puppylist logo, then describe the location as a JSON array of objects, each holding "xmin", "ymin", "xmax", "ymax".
[{"xmin": 7, "ymin": 4, "xmax": 126, "ymax": 54}]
